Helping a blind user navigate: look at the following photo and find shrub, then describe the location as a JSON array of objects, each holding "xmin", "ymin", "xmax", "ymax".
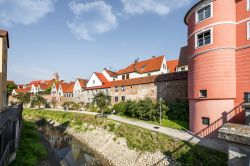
[
  {"xmin": 112, "ymin": 98, "xmax": 168, "ymax": 122},
  {"xmin": 168, "ymin": 99, "xmax": 189, "ymax": 121}
]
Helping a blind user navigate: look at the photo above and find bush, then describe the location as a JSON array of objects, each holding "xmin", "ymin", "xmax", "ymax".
[
  {"xmin": 112, "ymin": 98, "xmax": 168, "ymax": 122},
  {"xmin": 168, "ymin": 99, "xmax": 189, "ymax": 121}
]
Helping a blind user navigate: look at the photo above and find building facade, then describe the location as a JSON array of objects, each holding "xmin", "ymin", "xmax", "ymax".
[
  {"xmin": 0, "ymin": 30, "xmax": 9, "ymax": 109},
  {"xmin": 185, "ymin": 0, "xmax": 250, "ymax": 135}
]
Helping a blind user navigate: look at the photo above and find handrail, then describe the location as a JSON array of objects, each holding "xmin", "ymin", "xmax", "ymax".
[{"xmin": 0, "ymin": 139, "xmax": 15, "ymax": 166}]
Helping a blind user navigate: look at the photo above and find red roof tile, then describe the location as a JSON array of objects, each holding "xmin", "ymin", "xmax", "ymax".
[
  {"xmin": 167, "ymin": 59, "xmax": 179, "ymax": 73},
  {"xmin": 117, "ymin": 56, "xmax": 164, "ymax": 75},
  {"xmin": 95, "ymin": 72, "xmax": 109, "ymax": 84},
  {"xmin": 14, "ymin": 88, "xmax": 30, "ymax": 94},
  {"xmin": 77, "ymin": 78, "xmax": 88, "ymax": 88},
  {"xmin": 61, "ymin": 82, "xmax": 75, "ymax": 93},
  {"xmin": 104, "ymin": 69, "xmax": 117, "ymax": 77}
]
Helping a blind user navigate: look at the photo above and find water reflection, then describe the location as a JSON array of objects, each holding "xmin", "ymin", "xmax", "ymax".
[{"xmin": 43, "ymin": 125, "xmax": 102, "ymax": 166}]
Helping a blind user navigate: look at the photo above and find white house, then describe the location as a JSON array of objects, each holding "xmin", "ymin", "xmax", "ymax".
[
  {"xmin": 116, "ymin": 55, "xmax": 168, "ymax": 80},
  {"xmin": 73, "ymin": 78, "xmax": 88, "ymax": 102}
]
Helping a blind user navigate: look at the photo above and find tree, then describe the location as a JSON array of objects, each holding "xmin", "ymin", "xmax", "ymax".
[
  {"xmin": 44, "ymin": 87, "xmax": 52, "ymax": 95},
  {"xmin": 7, "ymin": 82, "xmax": 17, "ymax": 96},
  {"xmin": 92, "ymin": 92, "xmax": 111, "ymax": 114},
  {"xmin": 16, "ymin": 93, "xmax": 31, "ymax": 108},
  {"xmin": 31, "ymin": 94, "xmax": 46, "ymax": 109}
]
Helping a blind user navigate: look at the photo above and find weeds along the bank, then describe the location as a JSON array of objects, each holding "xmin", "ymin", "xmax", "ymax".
[
  {"xmin": 10, "ymin": 120, "xmax": 47, "ymax": 166},
  {"xmin": 23, "ymin": 109, "xmax": 227, "ymax": 165}
]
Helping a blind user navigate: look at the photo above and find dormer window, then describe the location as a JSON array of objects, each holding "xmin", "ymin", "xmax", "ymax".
[
  {"xmin": 196, "ymin": 3, "xmax": 212, "ymax": 23},
  {"xmin": 141, "ymin": 65, "xmax": 146, "ymax": 70}
]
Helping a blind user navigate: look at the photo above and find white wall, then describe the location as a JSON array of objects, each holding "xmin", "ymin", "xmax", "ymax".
[
  {"xmin": 86, "ymin": 73, "xmax": 103, "ymax": 88},
  {"xmin": 102, "ymin": 70, "xmax": 114, "ymax": 81}
]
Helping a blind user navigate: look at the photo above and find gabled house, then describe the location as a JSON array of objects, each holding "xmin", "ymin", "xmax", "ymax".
[
  {"xmin": 116, "ymin": 55, "xmax": 168, "ymax": 80},
  {"xmin": 73, "ymin": 78, "xmax": 88, "ymax": 101},
  {"xmin": 166, "ymin": 59, "xmax": 179, "ymax": 73},
  {"xmin": 12, "ymin": 87, "xmax": 31, "ymax": 96},
  {"xmin": 57, "ymin": 82, "xmax": 75, "ymax": 100},
  {"xmin": 102, "ymin": 69, "xmax": 117, "ymax": 81}
]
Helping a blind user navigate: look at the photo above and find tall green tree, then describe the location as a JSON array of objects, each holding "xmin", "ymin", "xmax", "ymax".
[
  {"xmin": 31, "ymin": 94, "xmax": 46, "ymax": 109},
  {"xmin": 16, "ymin": 93, "xmax": 31, "ymax": 108},
  {"xmin": 92, "ymin": 92, "xmax": 111, "ymax": 114},
  {"xmin": 7, "ymin": 82, "xmax": 17, "ymax": 96}
]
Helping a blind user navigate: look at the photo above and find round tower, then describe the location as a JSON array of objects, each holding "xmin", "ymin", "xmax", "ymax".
[
  {"xmin": 52, "ymin": 72, "xmax": 60, "ymax": 81},
  {"xmin": 185, "ymin": 0, "xmax": 237, "ymax": 135}
]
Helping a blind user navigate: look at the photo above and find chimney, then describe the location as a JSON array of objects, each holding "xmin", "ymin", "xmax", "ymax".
[{"xmin": 152, "ymin": 56, "xmax": 155, "ymax": 58}]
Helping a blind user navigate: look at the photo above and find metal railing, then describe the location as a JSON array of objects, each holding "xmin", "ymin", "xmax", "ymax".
[{"xmin": 0, "ymin": 104, "xmax": 23, "ymax": 166}]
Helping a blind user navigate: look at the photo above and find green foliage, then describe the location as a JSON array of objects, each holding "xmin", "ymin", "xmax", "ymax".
[
  {"xmin": 31, "ymin": 94, "xmax": 46, "ymax": 108},
  {"xmin": 92, "ymin": 92, "xmax": 111, "ymax": 113},
  {"xmin": 11, "ymin": 121, "xmax": 47, "ymax": 166},
  {"xmin": 44, "ymin": 87, "xmax": 52, "ymax": 95},
  {"xmin": 23, "ymin": 109, "xmax": 227, "ymax": 165},
  {"xmin": 16, "ymin": 93, "xmax": 31, "ymax": 108},
  {"xmin": 112, "ymin": 98, "xmax": 168, "ymax": 122},
  {"xmin": 62, "ymin": 101, "xmax": 83, "ymax": 110},
  {"xmin": 7, "ymin": 81, "xmax": 17, "ymax": 96},
  {"xmin": 168, "ymin": 99, "xmax": 189, "ymax": 121}
]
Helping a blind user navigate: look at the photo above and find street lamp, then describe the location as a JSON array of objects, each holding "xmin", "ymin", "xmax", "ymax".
[{"xmin": 159, "ymin": 97, "xmax": 163, "ymax": 126}]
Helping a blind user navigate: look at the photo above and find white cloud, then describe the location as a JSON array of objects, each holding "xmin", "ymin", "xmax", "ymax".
[
  {"xmin": 67, "ymin": 1, "xmax": 118, "ymax": 41},
  {"xmin": 0, "ymin": 0, "xmax": 55, "ymax": 26},
  {"xmin": 121, "ymin": 0, "xmax": 191, "ymax": 16}
]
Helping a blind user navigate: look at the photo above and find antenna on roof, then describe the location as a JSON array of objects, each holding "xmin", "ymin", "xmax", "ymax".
[
  {"xmin": 134, "ymin": 57, "xmax": 139, "ymax": 63},
  {"xmin": 109, "ymin": 65, "xmax": 113, "ymax": 71}
]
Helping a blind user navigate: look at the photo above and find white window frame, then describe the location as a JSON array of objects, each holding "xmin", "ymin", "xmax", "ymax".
[
  {"xmin": 247, "ymin": 21, "xmax": 250, "ymax": 40},
  {"xmin": 195, "ymin": 27, "xmax": 213, "ymax": 49},
  {"xmin": 195, "ymin": 2, "xmax": 213, "ymax": 24}
]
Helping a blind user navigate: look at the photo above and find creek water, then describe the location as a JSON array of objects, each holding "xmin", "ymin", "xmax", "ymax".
[{"xmin": 40, "ymin": 124, "xmax": 103, "ymax": 166}]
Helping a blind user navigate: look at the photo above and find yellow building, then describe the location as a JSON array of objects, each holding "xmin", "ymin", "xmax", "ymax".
[{"xmin": 0, "ymin": 29, "xmax": 9, "ymax": 109}]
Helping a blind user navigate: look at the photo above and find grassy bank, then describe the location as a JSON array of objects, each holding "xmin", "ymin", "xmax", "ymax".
[
  {"xmin": 23, "ymin": 109, "xmax": 227, "ymax": 165},
  {"xmin": 11, "ymin": 121, "xmax": 47, "ymax": 166}
]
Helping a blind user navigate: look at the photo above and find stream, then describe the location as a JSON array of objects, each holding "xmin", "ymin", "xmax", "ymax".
[{"xmin": 39, "ymin": 124, "xmax": 104, "ymax": 166}]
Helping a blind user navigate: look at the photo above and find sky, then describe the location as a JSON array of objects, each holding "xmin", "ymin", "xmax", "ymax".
[{"xmin": 0, "ymin": 0, "xmax": 196, "ymax": 84}]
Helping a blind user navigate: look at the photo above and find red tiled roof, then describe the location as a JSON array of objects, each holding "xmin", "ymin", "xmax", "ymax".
[
  {"xmin": 104, "ymin": 69, "xmax": 117, "ymax": 77},
  {"xmin": 117, "ymin": 56, "xmax": 164, "ymax": 75},
  {"xmin": 86, "ymin": 75, "xmax": 158, "ymax": 90},
  {"xmin": 14, "ymin": 88, "xmax": 30, "ymax": 94},
  {"xmin": 61, "ymin": 82, "xmax": 75, "ymax": 93},
  {"xmin": 167, "ymin": 59, "xmax": 179, "ymax": 73},
  {"xmin": 95, "ymin": 72, "xmax": 109, "ymax": 84},
  {"xmin": 77, "ymin": 78, "xmax": 88, "ymax": 88}
]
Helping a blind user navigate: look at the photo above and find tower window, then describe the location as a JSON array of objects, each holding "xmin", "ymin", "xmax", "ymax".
[
  {"xmin": 199, "ymin": 90, "xmax": 207, "ymax": 98},
  {"xmin": 202, "ymin": 117, "xmax": 210, "ymax": 125},
  {"xmin": 196, "ymin": 4, "xmax": 211, "ymax": 23},
  {"xmin": 196, "ymin": 30, "xmax": 211, "ymax": 48}
]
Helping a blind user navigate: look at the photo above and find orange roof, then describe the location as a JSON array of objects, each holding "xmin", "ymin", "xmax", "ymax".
[
  {"xmin": 104, "ymin": 69, "xmax": 117, "ymax": 77},
  {"xmin": 61, "ymin": 82, "xmax": 75, "ymax": 93},
  {"xmin": 86, "ymin": 75, "xmax": 158, "ymax": 90},
  {"xmin": 167, "ymin": 59, "xmax": 179, "ymax": 73},
  {"xmin": 117, "ymin": 56, "xmax": 164, "ymax": 75},
  {"xmin": 78, "ymin": 79, "xmax": 88, "ymax": 88},
  {"xmin": 95, "ymin": 72, "xmax": 109, "ymax": 84},
  {"xmin": 14, "ymin": 88, "xmax": 30, "ymax": 94}
]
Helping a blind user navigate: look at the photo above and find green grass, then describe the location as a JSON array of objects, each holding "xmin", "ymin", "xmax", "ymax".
[
  {"xmin": 10, "ymin": 121, "xmax": 47, "ymax": 166},
  {"xmin": 23, "ymin": 109, "xmax": 227, "ymax": 165}
]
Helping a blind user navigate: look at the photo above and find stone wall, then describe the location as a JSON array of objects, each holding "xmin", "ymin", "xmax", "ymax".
[{"xmin": 109, "ymin": 83, "xmax": 157, "ymax": 105}]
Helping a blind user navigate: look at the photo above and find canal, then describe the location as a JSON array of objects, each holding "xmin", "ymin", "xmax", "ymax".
[{"xmin": 39, "ymin": 122, "xmax": 104, "ymax": 166}]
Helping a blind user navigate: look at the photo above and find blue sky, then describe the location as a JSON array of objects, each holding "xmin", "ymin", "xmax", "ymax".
[{"xmin": 0, "ymin": 0, "xmax": 196, "ymax": 84}]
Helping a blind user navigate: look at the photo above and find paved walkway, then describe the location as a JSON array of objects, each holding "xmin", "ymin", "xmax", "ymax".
[{"xmin": 45, "ymin": 109, "xmax": 228, "ymax": 153}]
